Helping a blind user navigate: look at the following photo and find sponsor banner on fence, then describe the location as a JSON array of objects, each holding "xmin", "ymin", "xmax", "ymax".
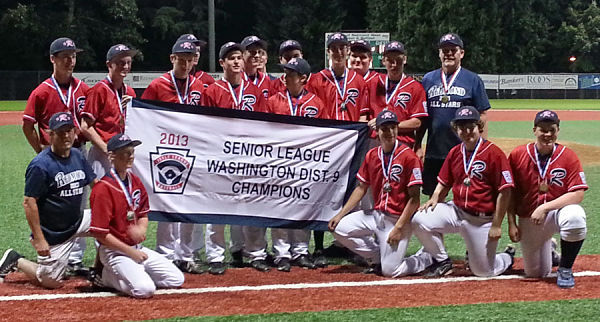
[
  {"xmin": 125, "ymin": 99, "xmax": 368, "ymax": 230},
  {"xmin": 479, "ymin": 74, "xmax": 499, "ymax": 91},
  {"xmin": 499, "ymin": 74, "xmax": 578, "ymax": 90},
  {"xmin": 578, "ymin": 74, "xmax": 600, "ymax": 90}
]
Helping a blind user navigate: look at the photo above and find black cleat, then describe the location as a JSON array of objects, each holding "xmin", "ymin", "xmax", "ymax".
[
  {"xmin": 208, "ymin": 262, "xmax": 226, "ymax": 275},
  {"xmin": 230, "ymin": 251, "xmax": 244, "ymax": 268},
  {"xmin": 174, "ymin": 260, "xmax": 204, "ymax": 274},
  {"xmin": 251, "ymin": 260, "xmax": 270, "ymax": 272},
  {"xmin": 0, "ymin": 249, "xmax": 22, "ymax": 277},
  {"xmin": 292, "ymin": 255, "xmax": 316, "ymax": 269},
  {"xmin": 312, "ymin": 250, "xmax": 328, "ymax": 268},
  {"xmin": 424, "ymin": 258, "xmax": 453, "ymax": 277},
  {"xmin": 277, "ymin": 258, "xmax": 291, "ymax": 272}
]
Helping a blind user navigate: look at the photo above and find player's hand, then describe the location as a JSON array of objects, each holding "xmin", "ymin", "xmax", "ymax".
[
  {"xmin": 415, "ymin": 147, "xmax": 424, "ymax": 162},
  {"xmin": 488, "ymin": 225, "xmax": 502, "ymax": 240},
  {"xmin": 121, "ymin": 95, "xmax": 132, "ymax": 108},
  {"xmin": 508, "ymin": 223, "xmax": 521, "ymax": 242},
  {"xmin": 328, "ymin": 214, "xmax": 344, "ymax": 232},
  {"xmin": 127, "ymin": 225, "xmax": 146, "ymax": 244},
  {"xmin": 367, "ymin": 118, "xmax": 377, "ymax": 131},
  {"xmin": 31, "ymin": 237, "xmax": 50, "ymax": 257},
  {"xmin": 530, "ymin": 207, "xmax": 548, "ymax": 225},
  {"xmin": 387, "ymin": 226, "xmax": 405, "ymax": 246},
  {"xmin": 128, "ymin": 249, "xmax": 148, "ymax": 263},
  {"xmin": 419, "ymin": 197, "xmax": 438, "ymax": 211}
]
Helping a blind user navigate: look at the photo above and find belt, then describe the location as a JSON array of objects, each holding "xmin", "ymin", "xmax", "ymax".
[{"xmin": 463, "ymin": 209, "xmax": 493, "ymax": 218}]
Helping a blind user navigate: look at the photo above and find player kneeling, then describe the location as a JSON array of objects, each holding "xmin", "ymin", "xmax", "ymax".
[
  {"xmin": 412, "ymin": 106, "xmax": 514, "ymax": 277},
  {"xmin": 89, "ymin": 134, "xmax": 184, "ymax": 298},
  {"xmin": 507, "ymin": 110, "xmax": 587, "ymax": 288},
  {"xmin": 328, "ymin": 110, "xmax": 433, "ymax": 277}
]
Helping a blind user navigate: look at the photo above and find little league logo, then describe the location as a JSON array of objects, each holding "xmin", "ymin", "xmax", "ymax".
[{"xmin": 149, "ymin": 147, "xmax": 196, "ymax": 194}]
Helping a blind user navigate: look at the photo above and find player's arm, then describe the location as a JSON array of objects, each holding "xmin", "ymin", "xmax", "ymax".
[
  {"xmin": 91, "ymin": 231, "xmax": 148, "ymax": 263},
  {"xmin": 388, "ymin": 185, "xmax": 420, "ymax": 245},
  {"xmin": 507, "ymin": 188, "xmax": 520, "ymax": 242},
  {"xmin": 489, "ymin": 187, "xmax": 511, "ymax": 240},
  {"xmin": 328, "ymin": 182, "xmax": 369, "ymax": 231},
  {"xmin": 127, "ymin": 217, "xmax": 148, "ymax": 245},
  {"xmin": 531, "ymin": 190, "xmax": 585, "ymax": 225},
  {"xmin": 413, "ymin": 117, "xmax": 428, "ymax": 160},
  {"xmin": 80, "ymin": 116, "xmax": 108, "ymax": 154},
  {"xmin": 22, "ymin": 196, "xmax": 50, "ymax": 256},
  {"xmin": 419, "ymin": 182, "xmax": 450, "ymax": 211},
  {"xmin": 22, "ymin": 122, "xmax": 43, "ymax": 154},
  {"xmin": 397, "ymin": 117, "xmax": 422, "ymax": 133}
]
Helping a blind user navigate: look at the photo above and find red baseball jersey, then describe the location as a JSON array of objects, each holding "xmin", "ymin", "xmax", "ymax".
[
  {"xmin": 82, "ymin": 78, "xmax": 136, "ymax": 143},
  {"xmin": 192, "ymin": 70, "xmax": 216, "ymax": 88},
  {"xmin": 438, "ymin": 139, "xmax": 514, "ymax": 215},
  {"xmin": 362, "ymin": 70, "xmax": 380, "ymax": 83},
  {"xmin": 266, "ymin": 90, "xmax": 329, "ymax": 119},
  {"xmin": 141, "ymin": 72, "xmax": 204, "ymax": 105},
  {"xmin": 24, "ymin": 77, "xmax": 89, "ymax": 145},
  {"xmin": 271, "ymin": 75, "xmax": 286, "ymax": 94},
  {"xmin": 356, "ymin": 142, "xmax": 423, "ymax": 216},
  {"xmin": 243, "ymin": 71, "xmax": 272, "ymax": 99},
  {"xmin": 367, "ymin": 74, "xmax": 428, "ymax": 144},
  {"xmin": 89, "ymin": 171, "xmax": 149, "ymax": 246},
  {"xmin": 201, "ymin": 78, "xmax": 266, "ymax": 112},
  {"xmin": 313, "ymin": 68, "xmax": 367, "ymax": 121},
  {"xmin": 508, "ymin": 143, "xmax": 588, "ymax": 218}
]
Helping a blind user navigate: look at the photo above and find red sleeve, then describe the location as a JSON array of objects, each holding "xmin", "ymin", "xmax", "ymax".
[
  {"xmin": 266, "ymin": 95, "xmax": 277, "ymax": 114},
  {"xmin": 141, "ymin": 81, "xmax": 158, "ymax": 101},
  {"xmin": 356, "ymin": 150, "xmax": 372, "ymax": 184},
  {"xmin": 491, "ymin": 146, "xmax": 514, "ymax": 192},
  {"xmin": 24, "ymin": 87, "xmax": 43, "ymax": 123},
  {"xmin": 201, "ymin": 73, "xmax": 216, "ymax": 86},
  {"xmin": 135, "ymin": 177, "xmax": 150, "ymax": 217},
  {"xmin": 82, "ymin": 86, "xmax": 103, "ymax": 122},
  {"xmin": 89, "ymin": 181, "xmax": 113, "ymax": 235},
  {"xmin": 358, "ymin": 80, "xmax": 369, "ymax": 116},
  {"xmin": 255, "ymin": 88, "xmax": 267, "ymax": 113},
  {"xmin": 437, "ymin": 149, "xmax": 454, "ymax": 187},
  {"xmin": 201, "ymin": 85, "xmax": 215, "ymax": 107},
  {"xmin": 565, "ymin": 151, "xmax": 588, "ymax": 192},
  {"xmin": 409, "ymin": 83, "xmax": 428, "ymax": 118},
  {"xmin": 406, "ymin": 153, "xmax": 424, "ymax": 187}
]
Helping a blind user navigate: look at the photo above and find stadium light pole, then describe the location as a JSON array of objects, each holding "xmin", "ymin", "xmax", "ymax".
[{"xmin": 208, "ymin": 0, "xmax": 216, "ymax": 72}]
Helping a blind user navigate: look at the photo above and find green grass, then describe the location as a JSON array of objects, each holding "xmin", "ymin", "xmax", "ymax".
[
  {"xmin": 0, "ymin": 100, "xmax": 26, "ymax": 111},
  {"xmin": 489, "ymin": 99, "xmax": 600, "ymax": 110},
  {"xmin": 156, "ymin": 298, "xmax": 600, "ymax": 321},
  {"xmin": 488, "ymin": 120, "xmax": 600, "ymax": 147}
]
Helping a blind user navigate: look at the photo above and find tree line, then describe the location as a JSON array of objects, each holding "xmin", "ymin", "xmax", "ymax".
[{"xmin": 0, "ymin": 0, "xmax": 598, "ymax": 73}]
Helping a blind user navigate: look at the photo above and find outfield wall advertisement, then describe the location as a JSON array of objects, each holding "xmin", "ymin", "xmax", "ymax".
[{"xmin": 125, "ymin": 99, "xmax": 369, "ymax": 230}]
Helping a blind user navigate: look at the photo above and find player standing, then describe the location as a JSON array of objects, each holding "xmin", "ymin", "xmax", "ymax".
[
  {"xmin": 266, "ymin": 58, "xmax": 329, "ymax": 271},
  {"xmin": 367, "ymin": 41, "xmax": 428, "ymax": 149},
  {"xmin": 241, "ymin": 35, "xmax": 272, "ymax": 99},
  {"xmin": 22, "ymin": 37, "xmax": 90, "ymax": 275},
  {"xmin": 349, "ymin": 39, "xmax": 379, "ymax": 83},
  {"xmin": 179, "ymin": 33, "xmax": 216, "ymax": 87},
  {"xmin": 328, "ymin": 110, "xmax": 432, "ymax": 277},
  {"xmin": 81, "ymin": 44, "xmax": 137, "ymax": 180},
  {"xmin": 201, "ymin": 42, "xmax": 265, "ymax": 274},
  {"xmin": 507, "ymin": 110, "xmax": 587, "ymax": 288},
  {"xmin": 141, "ymin": 39, "xmax": 205, "ymax": 274},
  {"xmin": 0, "ymin": 112, "xmax": 96, "ymax": 288},
  {"xmin": 416, "ymin": 33, "xmax": 491, "ymax": 196},
  {"xmin": 88, "ymin": 134, "xmax": 184, "ymax": 298},
  {"xmin": 412, "ymin": 106, "xmax": 514, "ymax": 277},
  {"xmin": 271, "ymin": 40, "xmax": 304, "ymax": 94}
]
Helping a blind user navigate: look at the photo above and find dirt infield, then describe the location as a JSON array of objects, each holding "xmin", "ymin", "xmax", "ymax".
[
  {"xmin": 1, "ymin": 109, "xmax": 598, "ymax": 127},
  {"xmin": 494, "ymin": 138, "xmax": 600, "ymax": 166},
  {"xmin": 1, "ymin": 255, "xmax": 600, "ymax": 320}
]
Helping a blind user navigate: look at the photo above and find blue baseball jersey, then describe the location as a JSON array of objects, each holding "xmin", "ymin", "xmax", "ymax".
[
  {"xmin": 421, "ymin": 67, "xmax": 490, "ymax": 159},
  {"xmin": 25, "ymin": 147, "xmax": 95, "ymax": 245}
]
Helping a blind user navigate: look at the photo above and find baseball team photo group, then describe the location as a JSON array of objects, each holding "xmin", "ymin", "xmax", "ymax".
[{"xmin": 0, "ymin": 1, "xmax": 599, "ymax": 320}]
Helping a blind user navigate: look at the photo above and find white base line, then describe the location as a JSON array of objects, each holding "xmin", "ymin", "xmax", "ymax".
[{"xmin": 2, "ymin": 271, "xmax": 599, "ymax": 302}]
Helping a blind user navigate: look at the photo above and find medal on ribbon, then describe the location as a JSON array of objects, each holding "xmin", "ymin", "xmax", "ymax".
[
  {"xmin": 110, "ymin": 168, "xmax": 136, "ymax": 222},
  {"xmin": 440, "ymin": 67, "xmax": 461, "ymax": 103},
  {"xmin": 385, "ymin": 74, "xmax": 405, "ymax": 106},
  {"xmin": 462, "ymin": 137, "xmax": 482, "ymax": 187},
  {"xmin": 329, "ymin": 68, "xmax": 348, "ymax": 112},
  {"xmin": 106, "ymin": 76, "xmax": 127, "ymax": 128},
  {"xmin": 170, "ymin": 71, "xmax": 190, "ymax": 104},
  {"xmin": 225, "ymin": 78, "xmax": 245, "ymax": 109},
  {"xmin": 286, "ymin": 90, "xmax": 304, "ymax": 116},
  {"xmin": 534, "ymin": 144, "xmax": 556, "ymax": 193},
  {"xmin": 379, "ymin": 140, "xmax": 398, "ymax": 194}
]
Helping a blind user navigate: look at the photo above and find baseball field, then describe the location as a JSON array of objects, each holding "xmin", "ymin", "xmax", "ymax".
[{"xmin": 0, "ymin": 100, "xmax": 599, "ymax": 320}]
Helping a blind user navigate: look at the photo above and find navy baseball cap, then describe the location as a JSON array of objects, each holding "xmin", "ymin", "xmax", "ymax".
[
  {"xmin": 279, "ymin": 58, "xmax": 311, "ymax": 76},
  {"xmin": 438, "ymin": 33, "xmax": 464, "ymax": 48},
  {"xmin": 172, "ymin": 39, "xmax": 197, "ymax": 54},
  {"xmin": 383, "ymin": 41, "xmax": 406, "ymax": 54},
  {"xmin": 106, "ymin": 44, "xmax": 137, "ymax": 62},
  {"xmin": 219, "ymin": 42, "xmax": 244, "ymax": 59},
  {"xmin": 49, "ymin": 112, "xmax": 74, "ymax": 130},
  {"xmin": 376, "ymin": 110, "xmax": 399, "ymax": 127},
  {"xmin": 279, "ymin": 40, "xmax": 302, "ymax": 55},
  {"xmin": 107, "ymin": 133, "xmax": 142, "ymax": 152},
  {"xmin": 349, "ymin": 39, "xmax": 371, "ymax": 52},
  {"xmin": 453, "ymin": 106, "xmax": 480, "ymax": 122},
  {"xmin": 50, "ymin": 37, "xmax": 83, "ymax": 55},
  {"xmin": 177, "ymin": 33, "xmax": 206, "ymax": 48},
  {"xmin": 326, "ymin": 32, "xmax": 349, "ymax": 48},
  {"xmin": 241, "ymin": 35, "xmax": 267, "ymax": 49},
  {"xmin": 534, "ymin": 110, "xmax": 560, "ymax": 126}
]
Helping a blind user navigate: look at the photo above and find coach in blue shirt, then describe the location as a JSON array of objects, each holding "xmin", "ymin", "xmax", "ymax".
[
  {"xmin": 0, "ymin": 112, "xmax": 96, "ymax": 288},
  {"xmin": 416, "ymin": 33, "xmax": 491, "ymax": 196}
]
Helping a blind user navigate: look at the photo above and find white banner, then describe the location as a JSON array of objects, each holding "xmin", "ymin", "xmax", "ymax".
[
  {"xmin": 125, "ymin": 99, "xmax": 368, "ymax": 229},
  {"xmin": 479, "ymin": 74, "xmax": 499, "ymax": 90},
  {"xmin": 499, "ymin": 74, "xmax": 579, "ymax": 90}
]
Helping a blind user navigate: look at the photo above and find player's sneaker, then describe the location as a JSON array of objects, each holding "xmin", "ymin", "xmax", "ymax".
[
  {"xmin": 277, "ymin": 258, "xmax": 291, "ymax": 272},
  {"xmin": 0, "ymin": 249, "xmax": 22, "ymax": 277},
  {"xmin": 504, "ymin": 245, "xmax": 516, "ymax": 270},
  {"xmin": 362, "ymin": 263, "xmax": 382, "ymax": 275},
  {"xmin": 557, "ymin": 267, "xmax": 575, "ymax": 289},
  {"xmin": 87, "ymin": 268, "xmax": 111, "ymax": 291},
  {"xmin": 174, "ymin": 260, "xmax": 204, "ymax": 274},
  {"xmin": 292, "ymin": 255, "xmax": 316, "ymax": 269},
  {"xmin": 424, "ymin": 258, "xmax": 453, "ymax": 277},
  {"xmin": 250, "ymin": 259, "xmax": 270, "ymax": 272},
  {"xmin": 312, "ymin": 250, "xmax": 328, "ymax": 268},
  {"xmin": 230, "ymin": 251, "xmax": 244, "ymax": 268},
  {"xmin": 208, "ymin": 262, "xmax": 226, "ymax": 275},
  {"xmin": 65, "ymin": 262, "xmax": 90, "ymax": 278},
  {"xmin": 551, "ymin": 238, "xmax": 561, "ymax": 267}
]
